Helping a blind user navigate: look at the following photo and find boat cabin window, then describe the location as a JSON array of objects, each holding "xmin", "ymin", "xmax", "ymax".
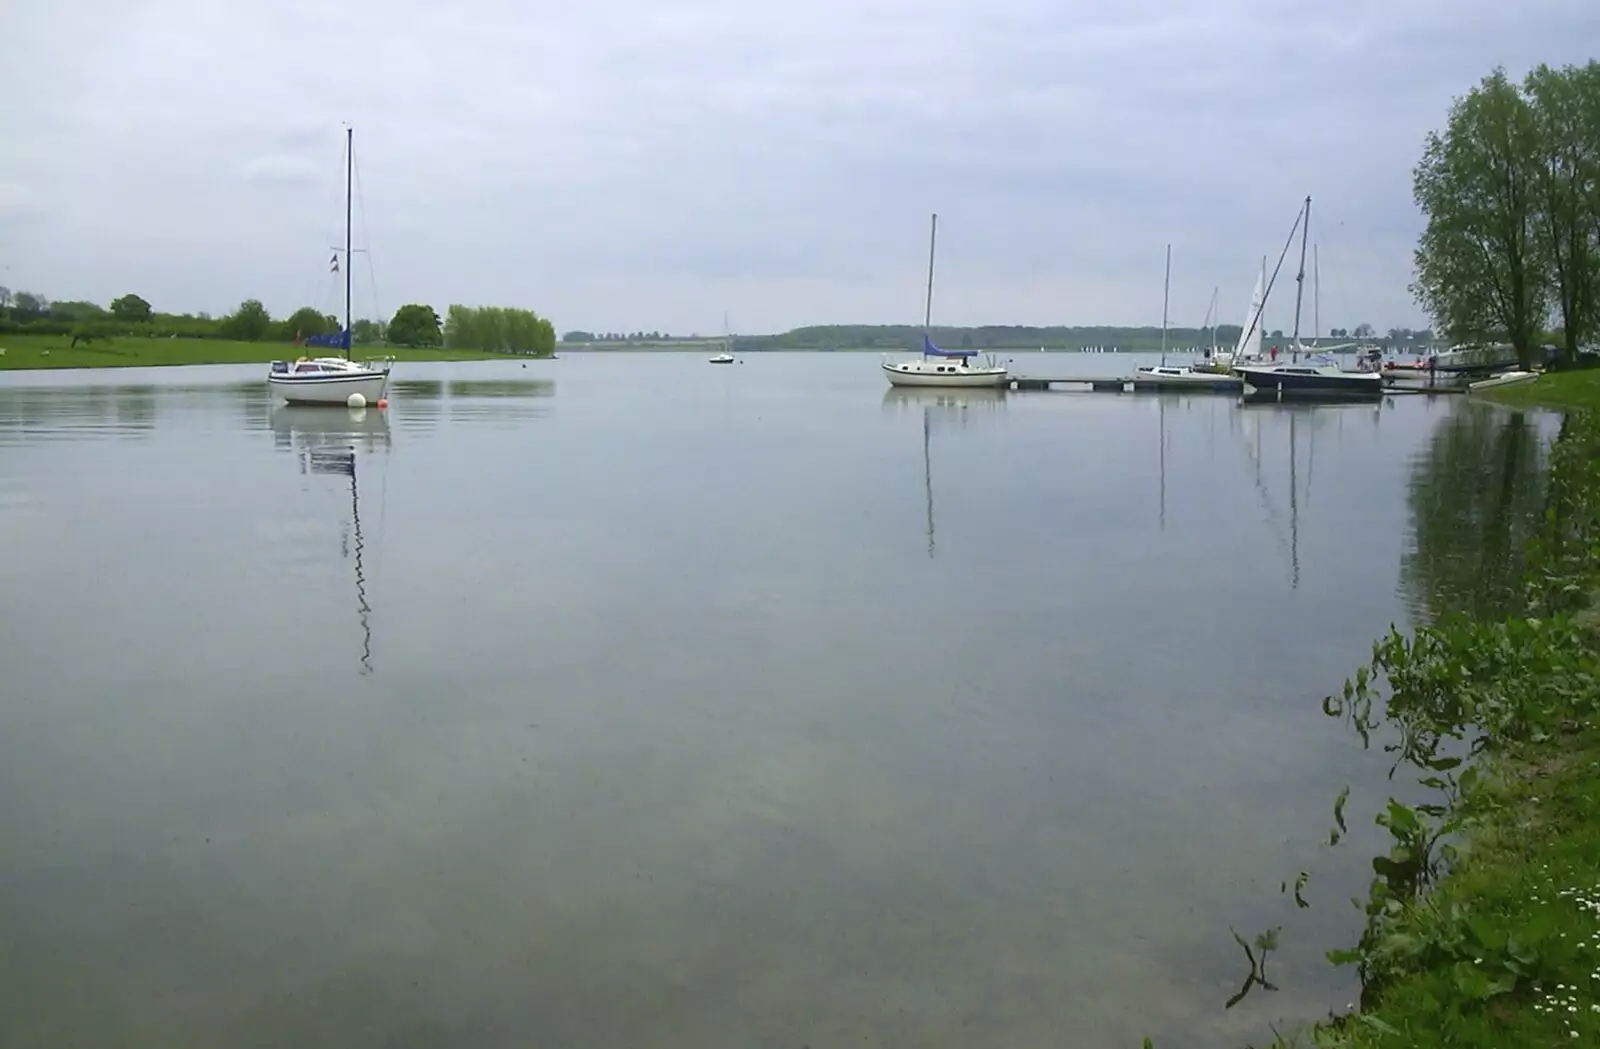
[{"xmin": 295, "ymin": 362, "xmax": 325, "ymax": 373}]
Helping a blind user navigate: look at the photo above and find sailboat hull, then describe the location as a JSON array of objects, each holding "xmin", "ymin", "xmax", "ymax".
[
  {"xmin": 1237, "ymin": 366, "xmax": 1384, "ymax": 400},
  {"xmin": 883, "ymin": 362, "xmax": 1010, "ymax": 388},
  {"xmin": 1131, "ymin": 367, "xmax": 1243, "ymax": 392},
  {"xmin": 269, "ymin": 371, "xmax": 391, "ymax": 405}
]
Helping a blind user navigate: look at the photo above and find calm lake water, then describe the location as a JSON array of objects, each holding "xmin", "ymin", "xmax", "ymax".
[{"xmin": 0, "ymin": 352, "xmax": 1557, "ymax": 1047}]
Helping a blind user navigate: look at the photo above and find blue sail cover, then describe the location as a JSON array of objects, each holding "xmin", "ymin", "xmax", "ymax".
[
  {"xmin": 922, "ymin": 334, "xmax": 977, "ymax": 358},
  {"xmin": 305, "ymin": 329, "xmax": 352, "ymax": 351}
]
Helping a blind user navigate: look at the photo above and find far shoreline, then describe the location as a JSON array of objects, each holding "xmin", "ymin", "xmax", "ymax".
[{"xmin": 0, "ymin": 334, "xmax": 550, "ymax": 373}]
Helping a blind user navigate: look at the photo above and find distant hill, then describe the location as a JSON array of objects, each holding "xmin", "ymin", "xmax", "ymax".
[{"xmin": 731, "ymin": 324, "xmax": 1241, "ymax": 352}]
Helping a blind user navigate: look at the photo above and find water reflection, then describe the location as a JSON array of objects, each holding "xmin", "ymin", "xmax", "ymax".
[
  {"xmin": 269, "ymin": 403, "xmax": 393, "ymax": 453},
  {"xmin": 1400, "ymin": 404, "xmax": 1550, "ymax": 624},
  {"xmin": 882, "ymin": 387, "xmax": 1005, "ymax": 557},
  {"xmin": 387, "ymin": 378, "xmax": 554, "ymax": 430},
  {"xmin": 0, "ymin": 382, "xmax": 269, "ymax": 443},
  {"xmin": 0, "ymin": 357, "xmax": 1539, "ymax": 1047},
  {"xmin": 1235, "ymin": 401, "xmax": 1386, "ymax": 589},
  {"xmin": 271, "ymin": 406, "xmax": 390, "ymax": 674}
]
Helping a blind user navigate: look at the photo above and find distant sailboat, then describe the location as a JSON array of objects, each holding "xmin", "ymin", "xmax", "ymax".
[
  {"xmin": 1196, "ymin": 260, "xmax": 1266, "ymax": 375},
  {"xmin": 710, "ymin": 310, "xmax": 736, "ymax": 364}
]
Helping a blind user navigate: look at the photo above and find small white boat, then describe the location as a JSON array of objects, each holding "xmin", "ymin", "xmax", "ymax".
[
  {"xmin": 884, "ymin": 213, "xmax": 1010, "ymax": 389},
  {"xmin": 1131, "ymin": 246, "xmax": 1242, "ymax": 392},
  {"xmin": 1132, "ymin": 364, "xmax": 1243, "ymax": 391},
  {"xmin": 269, "ymin": 355, "xmax": 393, "ymax": 404},
  {"xmin": 1468, "ymin": 370, "xmax": 1538, "ymax": 392},
  {"xmin": 710, "ymin": 312, "xmax": 737, "ymax": 363},
  {"xmin": 882, "ymin": 349, "xmax": 1010, "ymax": 387},
  {"xmin": 1380, "ymin": 360, "xmax": 1433, "ymax": 381}
]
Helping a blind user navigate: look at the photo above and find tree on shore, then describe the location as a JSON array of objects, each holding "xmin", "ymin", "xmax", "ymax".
[
  {"xmin": 388, "ymin": 304, "xmax": 442, "ymax": 347},
  {"xmin": 219, "ymin": 299, "xmax": 272, "ymax": 341},
  {"xmin": 1526, "ymin": 61, "xmax": 1600, "ymax": 364},
  {"xmin": 443, "ymin": 305, "xmax": 555, "ymax": 355},
  {"xmin": 281, "ymin": 306, "xmax": 337, "ymax": 343},
  {"xmin": 110, "ymin": 294, "xmax": 152, "ymax": 323},
  {"xmin": 1413, "ymin": 62, "xmax": 1600, "ymax": 369}
]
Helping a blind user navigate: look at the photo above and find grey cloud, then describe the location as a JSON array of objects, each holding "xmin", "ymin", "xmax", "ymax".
[{"xmin": 1, "ymin": 0, "xmax": 1596, "ymax": 334}]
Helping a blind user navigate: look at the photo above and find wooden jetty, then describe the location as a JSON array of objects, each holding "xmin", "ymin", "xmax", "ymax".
[
  {"xmin": 1011, "ymin": 375, "xmax": 1135, "ymax": 392},
  {"xmin": 1009, "ymin": 375, "xmax": 1241, "ymax": 393},
  {"xmin": 1008, "ymin": 375, "xmax": 1464, "ymax": 396}
]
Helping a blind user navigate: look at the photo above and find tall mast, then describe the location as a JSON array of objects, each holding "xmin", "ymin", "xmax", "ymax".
[
  {"xmin": 1290, "ymin": 195, "xmax": 1310, "ymax": 361},
  {"xmin": 344, "ymin": 126, "xmax": 353, "ymax": 360},
  {"xmin": 1313, "ymin": 243, "xmax": 1321, "ymax": 347},
  {"xmin": 923, "ymin": 212, "xmax": 938, "ymax": 336},
  {"xmin": 1210, "ymin": 286, "xmax": 1219, "ymax": 354},
  {"xmin": 1159, "ymin": 243, "xmax": 1171, "ymax": 366}
]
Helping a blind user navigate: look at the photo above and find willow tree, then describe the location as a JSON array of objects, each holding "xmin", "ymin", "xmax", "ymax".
[
  {"xmin": 1526, "ymin": 61, "xmax": 1600, "ymax": 364},
  {"xmin": 1412, "ymin": 68, "xmax": 1547, "ymax": 370}
]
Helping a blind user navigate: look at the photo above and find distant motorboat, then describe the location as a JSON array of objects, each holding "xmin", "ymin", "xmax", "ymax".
[
  {"xmin": 709, "ymin": 352, "xmax": 735, "ymax": 364},
  {"xmin": 1432, "ymin": 343, "xmax": 1523, "ymax": 374},
  {"xmin": 1380, "ymin": 360, "xmax": 1434, "ymax": 381},
  {"xmin": 1468, "ymin": 370, "xmax": 1538, "ymax": 392}
]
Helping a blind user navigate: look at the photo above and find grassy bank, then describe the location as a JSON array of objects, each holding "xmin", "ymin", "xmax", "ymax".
[
  {"xmin": 1300, "ymin": 410, "xmax": 1600, "ymax": 1047},
  {"xmin": 1477, "ymin": 367, "xmax": 1600, "ymax": 411},
  {"xmin": 0, "ymin": 333, "xmax": 512, "ymax": 370}
]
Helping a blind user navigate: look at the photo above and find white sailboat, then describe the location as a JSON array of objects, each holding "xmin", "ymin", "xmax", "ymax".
[
  {"xmin": 268, "ymin": 127, "xmax": 394, "ymax": 407},
  {"xmin": 710, "ymin": 311, "xmax": 736, "ymax": 364},
  {"xmin": 882, "ymin": 214, "xmax": 1009, "ymax": 388},
  {"xmin": 1132, "ymin": 245, "xmax": 1244, "ymax": 391},
  {"xmin": 1196, "ymin": 260, "xmax": 1266, "ymax": 375}
]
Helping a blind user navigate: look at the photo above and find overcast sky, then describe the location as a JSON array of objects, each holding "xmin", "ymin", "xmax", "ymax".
[{"xmin": 1, "ymin": 0, "xmax": 1596, "ymax": 336}]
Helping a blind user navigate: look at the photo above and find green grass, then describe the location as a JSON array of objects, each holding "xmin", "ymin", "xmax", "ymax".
[
  {"xmin": 1477, "ymin": 368, "xmax": 1600, "ymax": 411},
  {"xmin": 0, "ymin": 333, "xmax": 508, "ymax": 370},
  {"xmin": 1317, "ymin": 725, "xmax": 1600, "ymax": 1047}
]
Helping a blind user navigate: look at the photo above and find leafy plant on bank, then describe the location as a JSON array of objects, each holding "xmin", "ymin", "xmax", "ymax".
[{"xmin": 1319, "ymin": 410, "xmax": 1600, "ymax": 1029}]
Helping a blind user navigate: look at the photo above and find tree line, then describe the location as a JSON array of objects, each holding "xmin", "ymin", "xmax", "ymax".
[
  {"xmin": 0, "ymin": 286, "xmax": 1445, "ymax": 357},
  {"xmin": 0, "ymin": 290, "xmax": 556, "ymax": 356},
  {"xmin": 1413, "ymin": 61, "xmax": 1600, "ymax": 369}
]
